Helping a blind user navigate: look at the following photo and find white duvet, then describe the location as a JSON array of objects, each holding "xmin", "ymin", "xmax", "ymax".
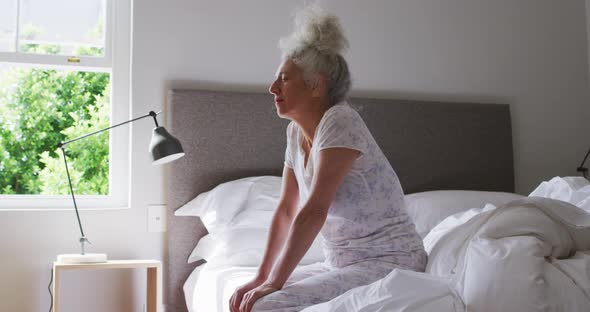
[{"xmin": 303, "ymin": 197, "xmax": 590, "ymax": 312}]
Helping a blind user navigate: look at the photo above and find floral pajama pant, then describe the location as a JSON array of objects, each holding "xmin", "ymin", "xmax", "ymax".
[{"xmin": 251, "ymin": 251, "xmax": 427, "ymax": 312}]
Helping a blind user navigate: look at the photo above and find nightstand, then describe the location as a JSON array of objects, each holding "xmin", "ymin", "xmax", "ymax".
[{"xmin": 52, "ymin": 259, "xmax": 162, "ymax": 312}]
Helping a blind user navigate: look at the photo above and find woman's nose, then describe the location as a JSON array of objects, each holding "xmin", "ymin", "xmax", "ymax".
[{"xmin": 269, "ymin": 80, "xmax": 279, "ymax": 95}]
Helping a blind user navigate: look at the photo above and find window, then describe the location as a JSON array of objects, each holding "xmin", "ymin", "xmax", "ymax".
[{"xmin": 0, "ymin": 0, "xmax": 130, "ymax": 209}]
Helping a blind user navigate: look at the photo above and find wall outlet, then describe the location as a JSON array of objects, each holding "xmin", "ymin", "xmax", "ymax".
[{"xmin": 148, "ymin": 205, "xmax": 167, "ymax": 232}]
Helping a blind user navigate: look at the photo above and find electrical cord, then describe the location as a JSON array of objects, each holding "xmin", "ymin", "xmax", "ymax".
[{"xmin": 48, "ymin": 266, "xmax": 53, "ymax": 312}]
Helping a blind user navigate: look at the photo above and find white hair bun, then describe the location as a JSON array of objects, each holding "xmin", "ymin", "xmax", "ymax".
[{"xmin": 280, "ymin": 5, "xmax": 348, "ymax": 56}]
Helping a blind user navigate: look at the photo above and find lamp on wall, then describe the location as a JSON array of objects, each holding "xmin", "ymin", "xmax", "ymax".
[
  {"xmin": 578, "ymin": 147, "xmax": 589, "ymax": 179},
  {"xmin": 56, "ymin": 111, "xmax": 184, "ymax": 264}
]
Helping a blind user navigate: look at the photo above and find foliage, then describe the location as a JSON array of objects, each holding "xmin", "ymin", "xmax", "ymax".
[
  {"xmin": 38, "ymin": 86, "xmax": 110, "ymax": 195},
  {"xmin": 0, "ymin": 19, "xmax": 111, "ymax": 196},
  {"xmin": 0, "ymin": 68, "xmax": 110, "ymax": 195}
]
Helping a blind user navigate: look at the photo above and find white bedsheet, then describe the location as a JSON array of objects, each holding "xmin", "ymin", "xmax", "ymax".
[
  {"xmin": 184, "ymin": 263, "xmax": 258, "ymax": 312},
  {"xmin": 184, "ymin": 197, "xmax": 590, "ymax": 312}
]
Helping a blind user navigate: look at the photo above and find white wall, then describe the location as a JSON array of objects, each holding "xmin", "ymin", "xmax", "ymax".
[
  {"xmin": 134, "ymin": 0, "xmax": 590, "ymax": 195},
  {"xmin": 1, "ymin": 1, "xmax": 589, "ymax": 311}
]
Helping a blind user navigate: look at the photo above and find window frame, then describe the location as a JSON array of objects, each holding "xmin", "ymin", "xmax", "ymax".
[{"xmin": 0, "ymin": 0, "xmax": 131, "ymax": 210}]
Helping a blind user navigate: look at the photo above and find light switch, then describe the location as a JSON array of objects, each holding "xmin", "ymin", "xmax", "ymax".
[{"xmin": 148, "ymin": 205, "xmax": 167, "ymax": 232}]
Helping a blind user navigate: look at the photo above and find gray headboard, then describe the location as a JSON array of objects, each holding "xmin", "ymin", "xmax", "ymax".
[{"xmin": 165, "ymin": 89, "xmax": 514, "ymax": 312}]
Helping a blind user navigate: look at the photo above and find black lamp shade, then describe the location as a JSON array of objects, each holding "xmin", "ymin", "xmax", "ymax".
[{"xmin": 150, "ymin": 126, "xmax": 185, "ymax": 165}]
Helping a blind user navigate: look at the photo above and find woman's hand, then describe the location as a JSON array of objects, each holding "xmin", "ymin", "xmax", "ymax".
[
  {"xmin": 229, "ymin": 276, "xmax": 266, "ymax": 312},
  {"xmin": 238, "ymin": 282, "xmax": 281, "ymax": 312}
]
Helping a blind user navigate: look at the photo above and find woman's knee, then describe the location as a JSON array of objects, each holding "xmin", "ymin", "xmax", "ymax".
[
  {"xmin": 250, "ymin": 295, "xmax": 274, "ymax": 312},
  {"xmin": 250, "ymin": 301, "xmax": 263, "ymax": 312},
  {"xmin": 251, "ymin": 300, "xmax": 276, "ymax": 312},
  {"xmin": 251, "ymin": 293, "xmax": 295, "ymax": 312}
]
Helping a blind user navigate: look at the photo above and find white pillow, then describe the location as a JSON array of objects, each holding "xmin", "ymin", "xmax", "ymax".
[
  {"xmin": 174, "ymin": 176, "xmax": 281, "ymax": 232},
  {"xmin": 188, "ymin": 228, "xmax": 325, "ymax": 266},
  {"xmin": 529, "ymin": 176, "xmax": 590, "ymax": 212},
  {"xmin": 405, "ymin": 190, "xmax": 523, "ymax": 238},
  {"xmin": 178, "ymin": 175, "xmax": 326, "ymax": 265}
]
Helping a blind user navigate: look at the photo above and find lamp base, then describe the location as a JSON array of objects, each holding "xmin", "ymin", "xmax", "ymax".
[{"xmin": 57, "ymin": 253, "xmax": 108, "ymax": 264}]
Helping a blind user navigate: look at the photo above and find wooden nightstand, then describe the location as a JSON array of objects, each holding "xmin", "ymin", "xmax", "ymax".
[{"xmin": 52, "ymin": 260, "xmax": 162, "ymax": 312}]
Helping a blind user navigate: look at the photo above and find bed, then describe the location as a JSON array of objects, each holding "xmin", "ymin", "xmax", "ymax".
[{"xmin": 164, "ymin": 89, "xmax": 590, "ymax": 312}]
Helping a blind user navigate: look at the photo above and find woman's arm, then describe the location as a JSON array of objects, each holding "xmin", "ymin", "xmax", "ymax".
[
  {"xmin": 256, "ymin": 165, "xmax": 300, "ymax": 280},
  {"xmin": 238, "ymin": 148, "xmax": 359, "ymax": 312},
  {"xmin": 267, "ymin": 147, "xmax": 360, "ymax": 287},
  {"xmin": 230, "ymin": 166, "xmax": 300, "ymax": 312}
]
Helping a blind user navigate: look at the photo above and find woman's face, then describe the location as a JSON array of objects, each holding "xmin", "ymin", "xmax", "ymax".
[{"xmin": 269, "ymin": 59, "xmax": 315, "ymax": 120}]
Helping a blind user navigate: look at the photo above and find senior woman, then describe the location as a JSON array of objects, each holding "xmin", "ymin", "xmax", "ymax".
[{"xmin": 230, "ymin": 6, "xmax": 426, "ymax": 312}]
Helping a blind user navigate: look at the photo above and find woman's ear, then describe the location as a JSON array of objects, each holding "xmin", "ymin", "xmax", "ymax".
[{"xmin": 311, "ymin": 74, "xmax": 328, "ymax": 98}]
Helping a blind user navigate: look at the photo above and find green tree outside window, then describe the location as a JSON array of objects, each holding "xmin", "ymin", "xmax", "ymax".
[
  {"xmin": 0, "ymin": 68, "xmax": 110, "ymax": 195},
  {"xmin": 0, "ymin": 18, "xmax": 110, "ymax": 196}
]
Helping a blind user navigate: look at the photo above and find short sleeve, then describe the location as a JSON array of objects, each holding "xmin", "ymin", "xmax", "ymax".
[
  {"xmin": 316, "ymin": 105, "xmax": 368, "ymax": 155},
  {"xmin": 284, "ymin": 122, "xmax": 295, "ymax": 168}
]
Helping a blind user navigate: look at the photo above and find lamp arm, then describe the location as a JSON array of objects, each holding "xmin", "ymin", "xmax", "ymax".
[
  {"xmin": 58, "ymin": 110, "xmax": 162, "ymax": 148},
  {"xmin": 60, "ymin": 147, "xmax": 85, "ymax": 239},
  {"xmin": 578, "ymin": 147, "xmax": 590, "ymax": 178},
  {"xmin": 578, "ymin": 148, "xmax": 590, "ymax": 168}
]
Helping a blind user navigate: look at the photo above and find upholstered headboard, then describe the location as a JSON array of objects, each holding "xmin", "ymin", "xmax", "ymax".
[{"xmin": 164, "ymin": 89, "xmax": 514, "ymax": 312}]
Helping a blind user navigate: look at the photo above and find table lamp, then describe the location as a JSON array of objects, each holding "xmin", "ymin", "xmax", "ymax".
[{"xmin": 56, "ymin": 111, "xmax": 184, "ymax": 264}]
